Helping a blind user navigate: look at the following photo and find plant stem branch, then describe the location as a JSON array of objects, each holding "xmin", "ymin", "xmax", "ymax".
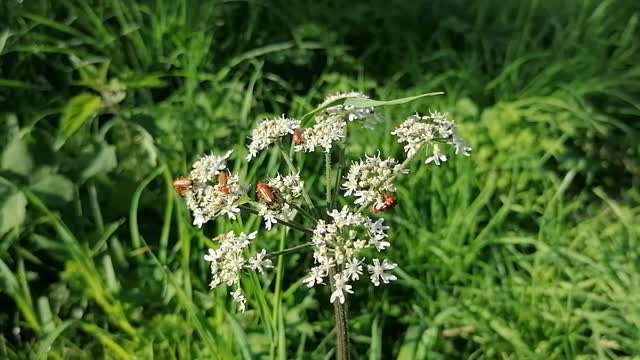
[
  {"xmin": 277, "ymin": 143, "xmax": 319, "ymax": 218},
  {"xmin": 265, "ymin": 242, "xmax": 312, "ymax": 258},
  {"xmin": 329, "ymin": 267, "xmax": 350, "ymax": 360},
  {"xmin": 239, "ymin": 204, "xmax": 313, "ymax": 235},
  {"xmin": 325, "ymin": 151, "xmax": 350, "ymax": 360},
  {"xmin": 325, "ymin": 152, "xmax": 332, "ymax": 213},
  {"xmin": 288, "ymin": 202, "xmax": 315, "ymax": 222}
]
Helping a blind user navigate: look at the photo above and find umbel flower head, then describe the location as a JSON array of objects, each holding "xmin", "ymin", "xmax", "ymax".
[
  {"xmin": 303, "ymin": 206, "xmax": 398, "ymax": 303},
  {"xmin": 183, "ymin": 150, "xmax": 246, "ymax": 227},
  {"xmin": 173, "ymin": 90, "xmax": 472, "ymax": 314},
  {"xmin": 294, "ymin": 114, "xmax": 346, "ymax": 153},
  {"xmin": 204, "ymin": 231, "xmax": 273, "ymax": 312},
  {"xmin": 256, "ymin": 173, "xmax": 304, "ymax": 230},
  {"xmin": 392, "ymin": 111, "xmax": 472, "ymax": 164},
  {"xmin": 246, "ymin": 115, "xmax": 301, "ymax": 161},
  {"xmin": 342, "ymin": 153, "xmax": 409, "ymax": 210}
]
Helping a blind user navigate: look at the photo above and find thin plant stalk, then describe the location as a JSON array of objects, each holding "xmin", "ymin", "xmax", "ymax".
[
  {"xmin": 288, "ymin": 202, "xmax": 315, "ymax": 222},
  {"xmin": 326, "ymin": 151, "xmax": 351, "ymax": 360},
  {"xmin": 278, "ymin": 143, "xmax": 319, "ymax": 218},
  {"xmin": 239, "ymin": 204, "xmax": 313, "ymax": 235},
  {"xmin": 266, "ymin": 242, "xmax": 312, "ymax": 258}
]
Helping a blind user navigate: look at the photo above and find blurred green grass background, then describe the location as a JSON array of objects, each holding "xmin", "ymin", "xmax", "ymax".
[{"xmin": 1, "ymin": 0, "xmax": 639, "ymax": 358}]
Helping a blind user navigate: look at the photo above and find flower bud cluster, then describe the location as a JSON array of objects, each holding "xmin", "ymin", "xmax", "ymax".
[
  {"xmin": 342, "ymin": 153, "xmax": 408, "ymax": 210},
  {"xmin": 391, "ymin": 111, "xmax": 471, "ymax": 164},
  {"xmin": 184, "ymin": 150, "xmax": 245, "ymax": 227},
  {"xmin": 204, "ymin": 231, "xmax": 273, "ymax": 312},
  {"xmin": 257, "ymin": 173, "xmax": 304, "ymax": 230},
  {"xmin": 268, "ymin": 173, "xmax": 304, "ymax": 202},
  {"xmin": 246, "ymin": 116, "xmax": 301, "ymax": 161},
  {"xmin": 303, "ymin": 206, "xmax": 397, "ymax": 304}
]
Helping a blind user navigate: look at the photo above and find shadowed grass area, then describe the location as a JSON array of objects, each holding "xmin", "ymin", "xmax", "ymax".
[{"xmin": 1, "ymin": 0, "xmax": 639, "ymax": 359}]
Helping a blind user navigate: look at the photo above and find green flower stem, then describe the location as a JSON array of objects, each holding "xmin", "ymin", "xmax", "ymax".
[
  {"xmin": 326, "ymin": 150, "xmax": 351, "ymax": 360},
  {"xmin": 288, "ymin": 202, "xmax": 315, "ymax": 222},
  {"xmin": 270, "ymin": 229, "xmax": 286, "ymax": 357},
  {"xmin": 265, "ymin": 242, "xmax": 312, "ymax": 258},
  {"xmin": 331, "ymin": 143, "xmax": 346, "ymax": 211},
  {"xmin": 277, "ymin": 143, "xmax": 319, "ymax": 218},
  {"xmin": 329, "ymin": 267, "xmax": 351, "ymax": 360},
  {"xmin": 325, "ymin": 151, "xmax": 332, "ymax": 212},
  {"xmin": 240, "ymin": 204, "xmax": 313, "ymax": 235}
]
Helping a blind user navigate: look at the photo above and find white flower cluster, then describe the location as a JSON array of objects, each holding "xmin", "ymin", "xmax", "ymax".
[
  {"xmin": 204, "ymin": 231, "xmax": 273, "ymax": 312},
  {"xmin": 246, "ymin": 115, "xmax": 301, "ymax": 161},
  {"xmin": 303, "ymin": 206, "xmax": 398, "ymax": 304},
  {"xmin": 391, "ymin": 112, "xmax": 471, "ymax": 164},
  {"xmin": 190, "ymin": 150, "xmax": 233, "ymax": 183},
  {"xmin": 178, "ymin": 93, "xmax": 473, "ymax": 314},
  {"xmin": 295, "ymin": 92, "xmax": 376, "ymax": 153},
  {"xmin": 343, "ymin": 153, "xmax": 408, "ymax": 210},
  {"xmin": 320, "ymin": 91, "xmax": 375, "ymax": 122},
  {"xmin": 294, "ymin": 114, "xmax": 346, "ymax": 153},
  {"xmin": 184, "ymin": 151, "xmax": 245, "ymax": 227},
  {"xmin": 257, "ymin": 173, "xmax": 304, "ymax": 230}
]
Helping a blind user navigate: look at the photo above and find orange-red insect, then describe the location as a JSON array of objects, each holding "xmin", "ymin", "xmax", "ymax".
[
  {"xmin": 293, "ymin": 128, "xmax": 304, "ymax": 145},
  {"xmin": 173, "ymin": 176, "xmax": 193, "ymax": 195},
  {"xmin": 256, "ymin": 183, "xmax": 277, "ymax": 204},
  {"xmin": 373, "ymin": 194, "xmax": 397, "ymax": 214},
  {"xmin": 218, "ymin": 170, "xmax": 231, "ymax": 194}
]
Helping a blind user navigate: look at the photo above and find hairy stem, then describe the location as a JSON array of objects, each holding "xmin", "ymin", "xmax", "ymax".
[
  {"xmin": 329, "ymin": 267, "xmax": 351, "ymax": 360},
  {"xmin": 325, "ymin": 151, "xmax": 332, "ymax": 213},
  {"xmin": 270, "ymin": 229, "xmax": 286, "ymax": 358},
  {"xmin": 325, "ymin": 151, "xmax": 350, "ymax": 360},
  {"xmin": 239, "ymin": 204, "xmax": 313, "ymax": 235},
  {"xmin": 288, "ymin": 202, "xmax": 315, "ymax": 222},
  {"xmin": 266, "ymin": 242, "xmax": 312, "ymax": 258},
  {"xmin": 332, "ymin": 139, "xmax": 347, "ymax": 210}
]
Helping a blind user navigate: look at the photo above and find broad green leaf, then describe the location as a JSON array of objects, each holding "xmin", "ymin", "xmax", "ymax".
[
  {"xmin": 0, "ymin": 189, "xmax": 27, "ymax": 236},
  {"xmin": 29, "ymin": 170, "xmax": 74, "ymax": 207},
  {"xmin": 1, "ymin": 136, "xmax": 34, "ymax": 176},
  {"xmin": 54, "ymin": 93, "xmax": 103, "ymax": 150},
  {"xmin": 342, "ymin": 92, "xmax": 444, "ymax": 107},
  {"xmin": 78, "ymin": 140, "xmax": 117, "ymax": 183},
  {"xmin": 0, "ymin": 29, "xmax": 9, "ymax": 55}
]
